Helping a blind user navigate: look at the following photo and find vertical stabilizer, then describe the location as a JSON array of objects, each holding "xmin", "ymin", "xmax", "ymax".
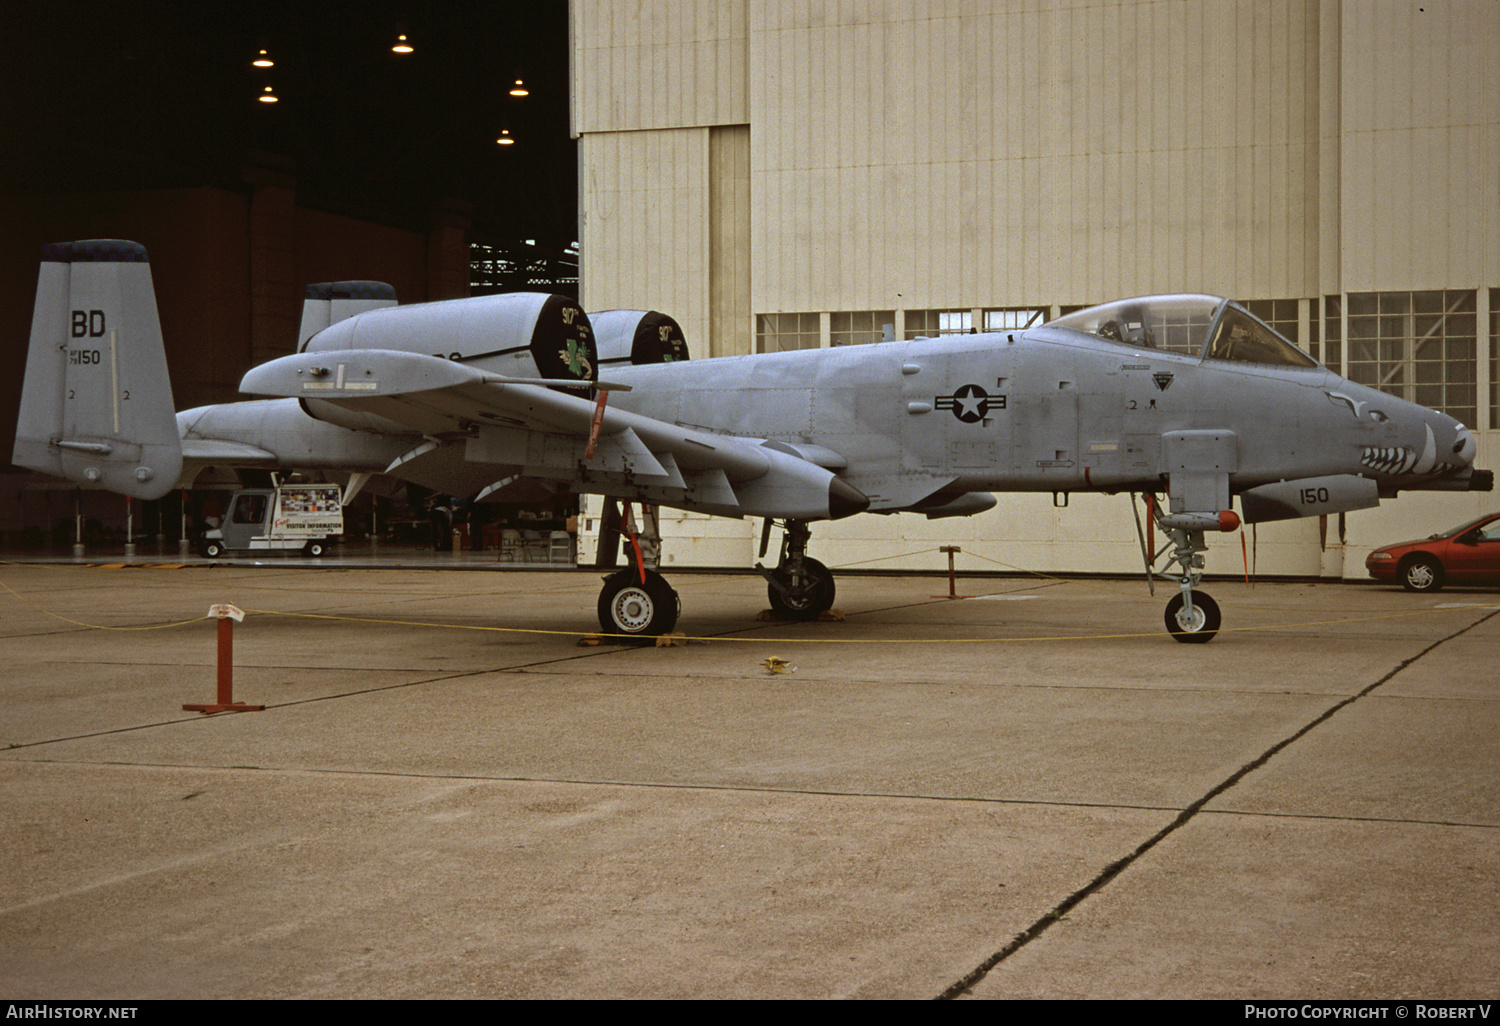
[
  {"xmin": 12, "ymin": 240, "xmax": 182, "ymax": 500},
  {"xmin": 298, "ymin": 281, "xmax": 398, "ymax": 350}
]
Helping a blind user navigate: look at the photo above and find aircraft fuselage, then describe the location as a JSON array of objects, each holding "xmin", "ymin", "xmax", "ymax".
[{"xmin": 604, "ymin": 326, "xmax": 1471, "ymax": 514}]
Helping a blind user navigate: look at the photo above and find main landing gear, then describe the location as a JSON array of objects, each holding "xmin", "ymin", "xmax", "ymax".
[
  {"xmin": 1137, "ymin": 496, "xmax": 1237, "ymax": 643},
  {"xmin": 757, "ymin": 519, "xmax": 837, "ymax": 621},
  {"xmin": 597, "ymin": 567, "xmax": 679, "ymax": 638},
  {"xmin": 595, "ymin": 501, "xmax": 680, "ymax": 639},
  {"xmin": 592, "ymin": 513, "xmax": 836, "ymax": 639}
]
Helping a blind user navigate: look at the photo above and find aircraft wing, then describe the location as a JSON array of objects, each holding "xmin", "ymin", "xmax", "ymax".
[{"xmin": 240, "ymin": 349, "xmax": 869, "ymax": 521}]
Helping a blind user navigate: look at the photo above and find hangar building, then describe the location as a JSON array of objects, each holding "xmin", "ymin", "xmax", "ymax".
[{"xmin": 569, "ymin": 0, "xmax": 1500, "ymax": 578}]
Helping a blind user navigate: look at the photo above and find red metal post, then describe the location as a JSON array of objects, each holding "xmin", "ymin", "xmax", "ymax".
[
  {"xmin": 184, "ymin": 605, "xmax": 263, "ymax": 714},
  {"xmin": 931, "ymin": 546, "xmax": 967, "ymax": 599},
  {"xmin": 216, "ymin": 615, "xmax": 234, "ymax": 706}
]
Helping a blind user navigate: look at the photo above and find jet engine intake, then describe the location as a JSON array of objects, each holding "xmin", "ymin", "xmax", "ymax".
[
  {"xmin": 591, "ymin": 310, "xmax": 690, "ymax": 367},
  {"xmin": 302, "ymin": 292, "xmax": 596, "ymax": 394}
]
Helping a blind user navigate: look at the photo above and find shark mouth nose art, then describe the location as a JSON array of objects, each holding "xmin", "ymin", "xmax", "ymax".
[{"xmin": 1361, "ymin": 446, "xmax": 1418, "ymax": 475}]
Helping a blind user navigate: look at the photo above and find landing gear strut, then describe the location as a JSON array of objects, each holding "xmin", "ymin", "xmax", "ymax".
[
  {"xmin": 1139, "ymin": 496, "xmax": 1235, "ymax": 643},
  {"xmin": 1161, "ymin": 524, "xmax": 1217, "ymax": 642},
  {"xmin": 758, "ymin": 519, "xmax": 836, "ymax": 620}
]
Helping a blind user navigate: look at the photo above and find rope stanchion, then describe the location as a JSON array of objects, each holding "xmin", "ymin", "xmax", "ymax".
[
  {"xmin": 931, "ymin": 546, "xmax": 971, "ymax": 599},
  {"xmin": 183, "ymin": 604, "xmax": 264, "ymax": 714}
]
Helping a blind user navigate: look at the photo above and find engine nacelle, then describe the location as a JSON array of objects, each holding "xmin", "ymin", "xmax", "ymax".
[
  {"xmin": 303, "ymin": 292, "xmax": 597, "ymax": 388},
  {"xmin": 591, "ymin": 310, "xmax": 690, "ymax": 368}
]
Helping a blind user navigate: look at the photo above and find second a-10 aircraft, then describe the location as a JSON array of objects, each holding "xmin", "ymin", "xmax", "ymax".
[{"xmin": 14, "ymin": 240, "xmax": 1491, "ymax": 641}]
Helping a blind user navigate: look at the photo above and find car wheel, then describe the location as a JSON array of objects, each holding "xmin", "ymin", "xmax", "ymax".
[{"xmin": 1400, "ymin": 555, "xmax": 1444, "ymax": 593}]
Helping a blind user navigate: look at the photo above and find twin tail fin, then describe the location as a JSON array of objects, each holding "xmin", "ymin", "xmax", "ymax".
[{"xmin": 12, "ymin": 240, "xmax": 182, "ymax": 500}]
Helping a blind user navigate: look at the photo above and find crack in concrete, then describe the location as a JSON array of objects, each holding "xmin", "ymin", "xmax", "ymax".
[{"xmin": 935, "ymin": 605, "xmax": 1500, "ymax": 1000}]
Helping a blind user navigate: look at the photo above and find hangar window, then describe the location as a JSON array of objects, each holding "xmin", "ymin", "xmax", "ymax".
[
  {"xmin": 984, "ymin": 308, "xmax": 1047, "ymax": 331},
  {"xmin": 831, "ymin": 311, "xmax": 895, "ymax": 346},
  {"xmin": 905, "ymin": 310, "xmax": 973, "ymax": 339},
  {"xmin": 756, "ymin": 312, "xmax": 820, "ymax": 353},
  {"xmin": 1347, "ymin": 290, "xmax": 1477, "ymax": 425},
  {"xmin": 1241, "ymin": 299, "xmax": 1319, "ymax": 362}
]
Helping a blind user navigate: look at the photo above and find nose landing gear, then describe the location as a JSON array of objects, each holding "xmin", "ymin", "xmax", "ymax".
[
  {"xmin": 1158, "ymin": 523, "xmax": 1220, "ymax": 643},
  {"xmin": 1137, "ymin": 496, "xmax": 1237, "ymax": 643}
]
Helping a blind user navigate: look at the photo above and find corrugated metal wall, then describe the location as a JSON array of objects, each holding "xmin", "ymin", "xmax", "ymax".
[
  {"xmin": 572, "ymin": 0, "xmax": 748, "ymax": 134},
  {"xmin": 748, "ymin": 0, "xmax": 1323, "ymax": 310},
  {"xmin": 1336, "ymin": 0, "xmax": 1500, "ymax": 292},
  {"xmin": 580, "ymin": 128, "xmax": 712, "ymax": 344},
  {"xmin": 571, "ymin": 0, "xmax": 1500, "ymax": 578},
  {"xmin": 576, "ymin": 0, "xmax": 1498, "ymax": 316}
]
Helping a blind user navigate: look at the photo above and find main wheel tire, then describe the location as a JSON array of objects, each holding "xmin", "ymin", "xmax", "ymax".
[
  {"xmin": 598, "ymin": 568, "xmax": 679, "ymax": 638},
  {"xmin": 202, "ymin": 540, "xmax": 225, "ymax": 559},
  {"xmin": 767, "ymin": 557, "xmax": 836, "ymax": 620},
  {"xmin": 1164, "ymin": 591, "xmax": 1221, "ymax": 643},
  {"xmin": 303, "ymin": 540, "xmax": 326, "ymax": 557},
  {"xmin": 1399, "ymin": 555, "xmax": 1444, "ymax": 593}
]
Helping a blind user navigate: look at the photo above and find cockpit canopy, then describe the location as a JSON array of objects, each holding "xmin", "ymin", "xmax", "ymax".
[{"xmin": 1048, "ymin": 295, "xmax": 1318, "ymax": 368}]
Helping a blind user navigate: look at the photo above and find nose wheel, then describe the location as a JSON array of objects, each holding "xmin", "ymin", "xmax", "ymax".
[
  {"xmin": 766, "ymin": 556, "xmax": 836, "ymax": 620},
  {"xmin": 1164, "ymin": 591, "xmax": 1220, "ymax": 643}
]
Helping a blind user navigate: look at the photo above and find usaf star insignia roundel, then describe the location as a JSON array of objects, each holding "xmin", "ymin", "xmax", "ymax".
[{"xmin": 935, "ymin": 383, "xmax": 996, "ymax": 423}]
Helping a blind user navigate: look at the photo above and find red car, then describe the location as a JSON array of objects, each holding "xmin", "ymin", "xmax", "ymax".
[{"xmin": 1366, "ymin": 512, "xmax": 1500, "ymax": 592}]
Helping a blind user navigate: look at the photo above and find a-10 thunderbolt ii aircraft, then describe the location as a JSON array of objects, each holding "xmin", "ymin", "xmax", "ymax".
[{"xmin": 14, "ymin": 239, "xmax": 1491, "ymax": 641}]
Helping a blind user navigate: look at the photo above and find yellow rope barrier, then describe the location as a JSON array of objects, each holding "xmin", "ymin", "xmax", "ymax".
[
  {"xmin": 0, "ymin": 574, "xmax": 207, "ymax": 631},
  {"xmin": 222, "ymin": 603, "xmax": 1489, "ymax": 644},
  {"xmin": 4, "ymin": 558, "xmax": 1492, "ymax": 643}
]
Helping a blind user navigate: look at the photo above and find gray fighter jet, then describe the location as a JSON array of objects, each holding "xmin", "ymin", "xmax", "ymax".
[{"xmin": 14, "ymin": 239, "xmax": 1491, "ymax": 641}]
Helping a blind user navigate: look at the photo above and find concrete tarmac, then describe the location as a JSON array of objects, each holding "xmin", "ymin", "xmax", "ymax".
[{"xmin": 1, "ymin": 554, "xmax": 1496, "ymax": 999}]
